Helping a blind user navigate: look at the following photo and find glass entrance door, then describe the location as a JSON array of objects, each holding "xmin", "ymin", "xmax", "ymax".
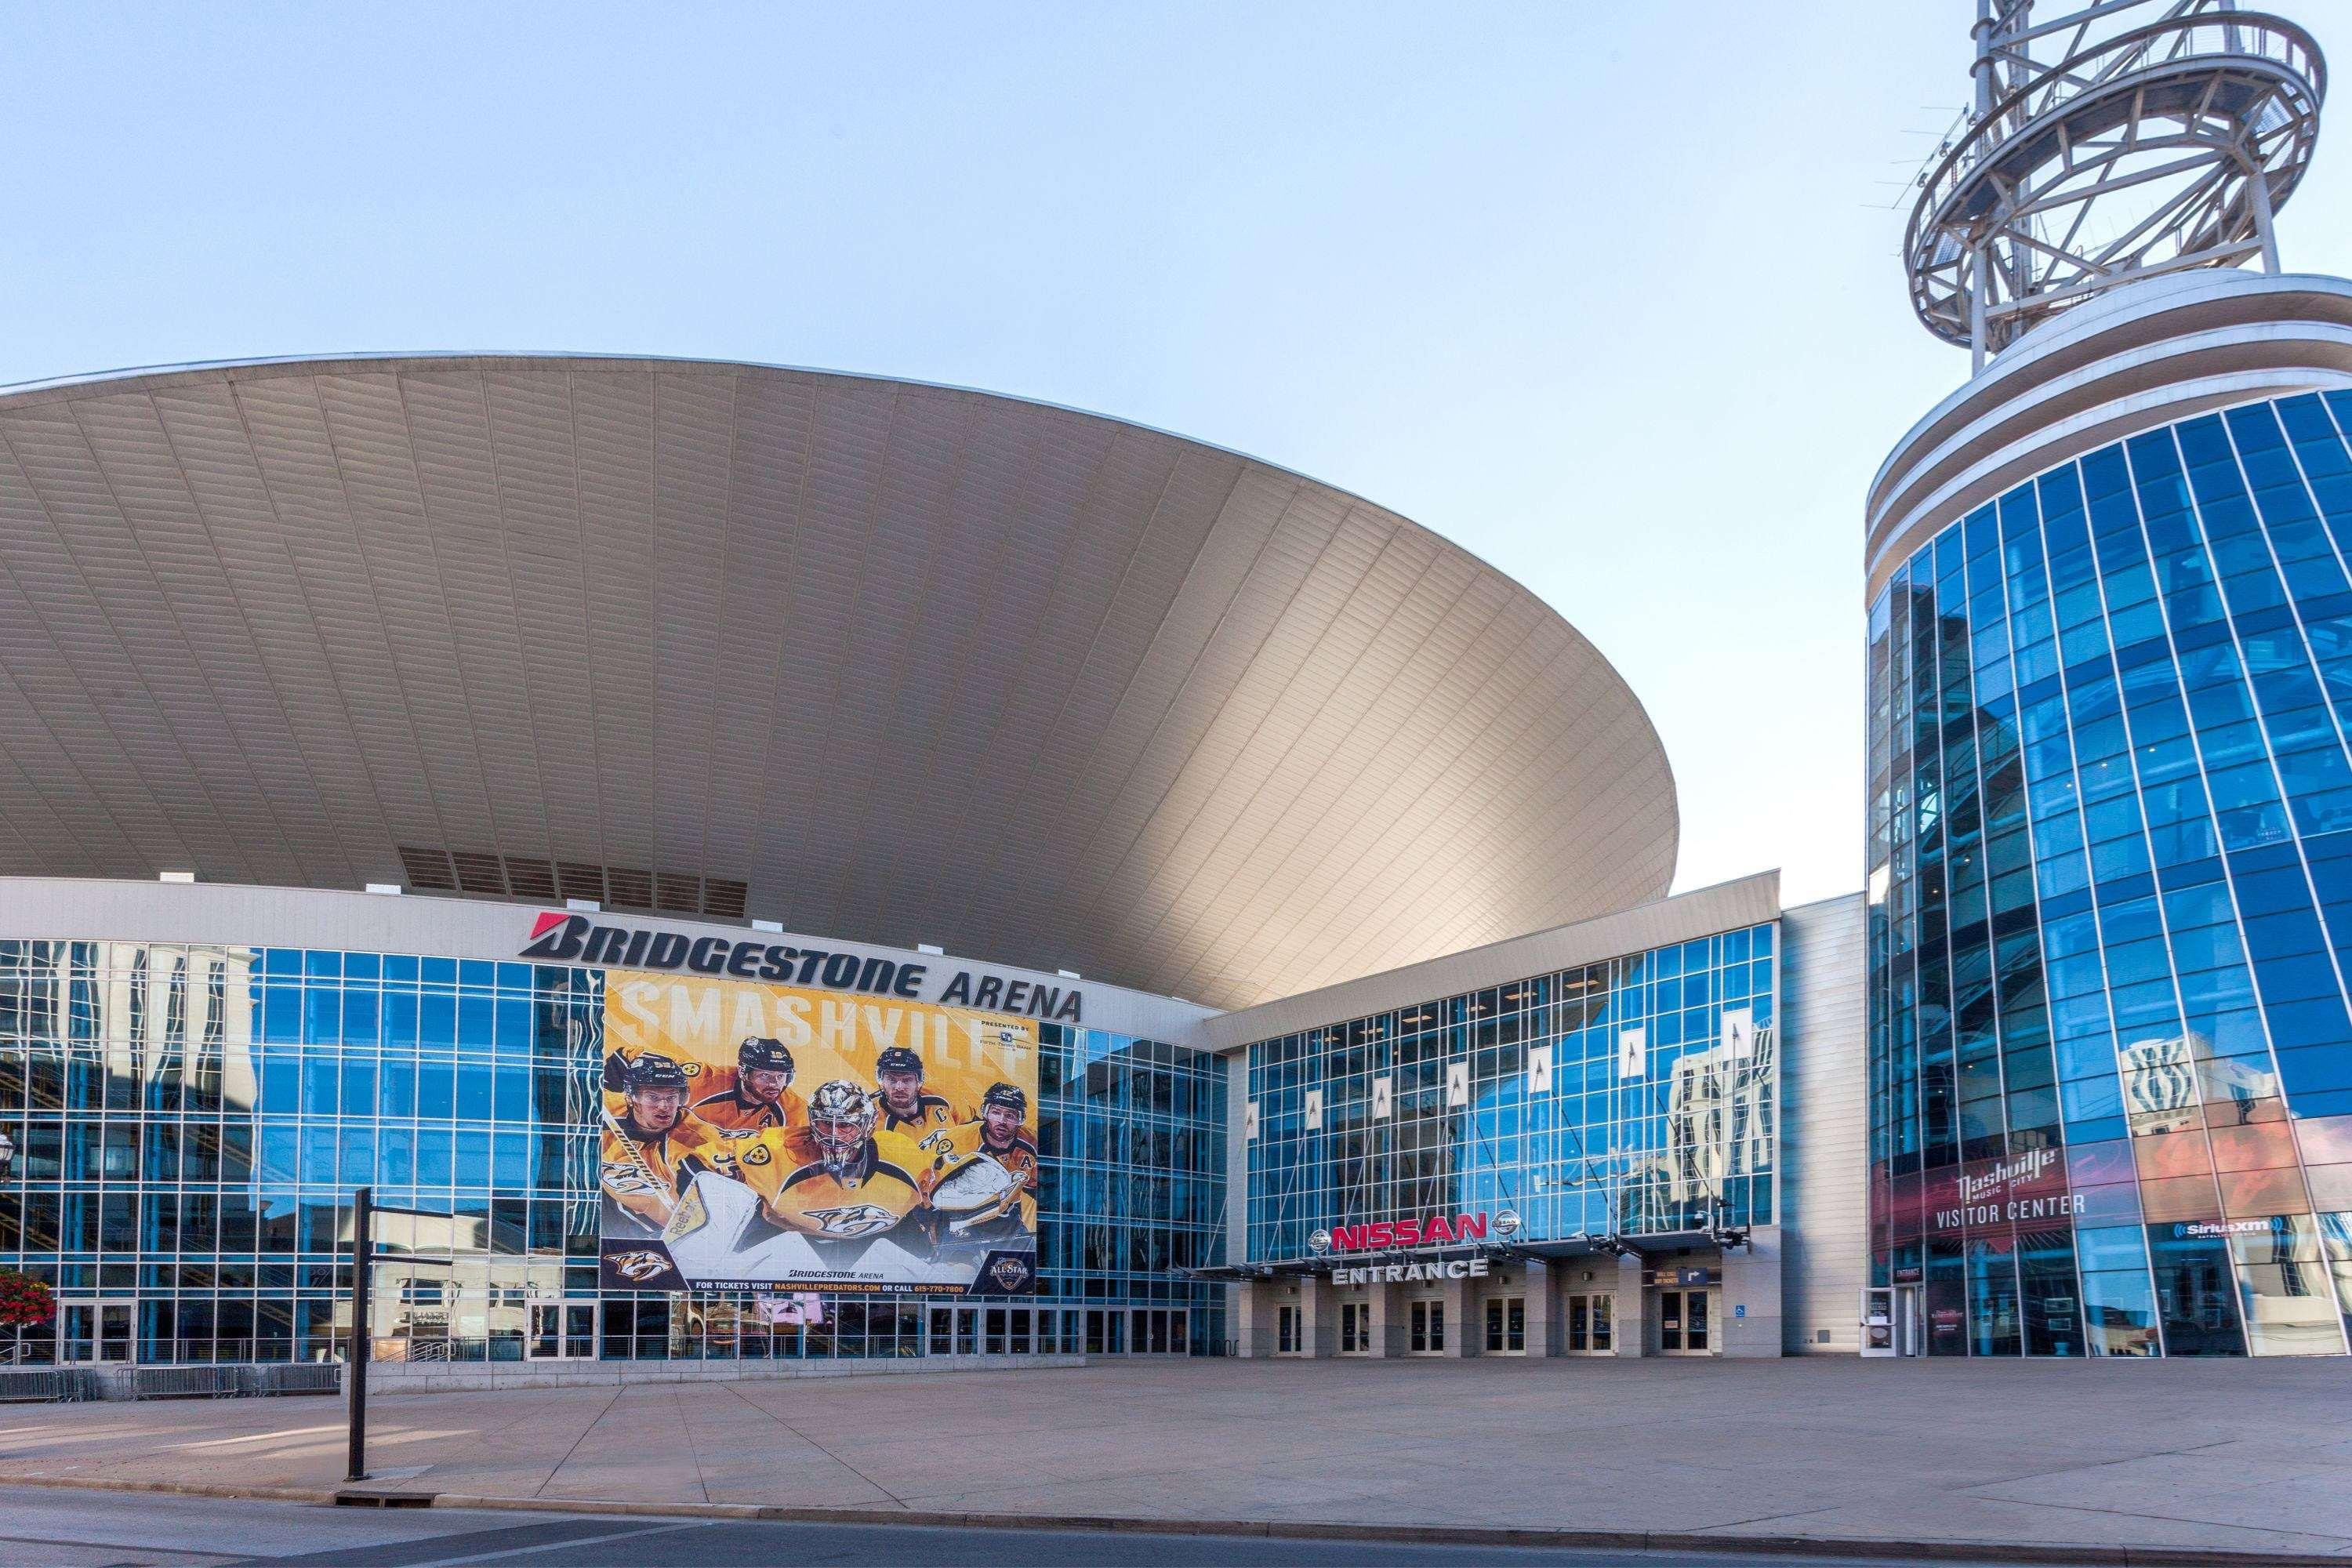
[
  {"xmin": 929, "ymin": 1306, "xmax": 986, "ymax": 1355},
  {"xmin": 1483, "ymin": 1297, "xmax": 1525, "ymax": 1353},
  {"xmin": 1408, "ymin": 1299, "xmax": 1445, "ymax": 1354},
  {"xmin": 527, "ymin": 1302, "xmax": 597, "ymax": 1359},
  {"xmin": 59, "ymin": 1302, "xmax": 133, "ymax": 1364},
  {"xmin": 1566, "ymin": 1293, "xmax": 1613, "ymax": 1354},
  {"xmin": 1659, "ymin": 1290, "xmax": 1712, "ymax": 1354}
]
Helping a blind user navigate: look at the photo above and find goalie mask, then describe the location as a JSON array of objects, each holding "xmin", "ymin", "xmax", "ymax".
[{"xmin": 805, "ymin": 1080, "xmax": 877, "ymax": 1174}]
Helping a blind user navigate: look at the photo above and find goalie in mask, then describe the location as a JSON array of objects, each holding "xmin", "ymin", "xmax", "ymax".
[{"xmin": 724, "ymin": 1080, "xmax": 927, "ymax": 1240}]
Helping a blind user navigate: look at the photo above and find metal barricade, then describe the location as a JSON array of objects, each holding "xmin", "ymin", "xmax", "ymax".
[
  {"xmin": 132, "ymin": 1365, "xmax": 240, "ymax": 1399},
  {"xmin": 0, "ymin": 1368, "xmax": 70, "ymax": 1403},
  {"xmin": 252, "ymin": 1363, "xmax": 343, "ymax": 1397}
]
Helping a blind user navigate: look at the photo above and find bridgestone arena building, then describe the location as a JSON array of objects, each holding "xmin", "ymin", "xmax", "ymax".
[
  {"xmin": 0, "ymin": 353, "xmax": 1869, "ymax": 1374},
  {"xmin": 26, "ymin": 6, "xmax": 2352, "ymax": 1367}
]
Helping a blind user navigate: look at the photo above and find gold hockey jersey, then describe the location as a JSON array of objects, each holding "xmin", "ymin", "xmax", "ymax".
[
  {"xmin": 600, "ymin": 1116, "xmax": 727, "ymax": 1232},
  {"xmin": 726, "ymin": 1126, "xmax": 927, "ymax": 1239}
]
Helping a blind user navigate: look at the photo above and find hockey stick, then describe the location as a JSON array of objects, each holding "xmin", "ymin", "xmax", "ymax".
[{"xmin": 599, "ymin": 1102, "xmax": 680, "ymax": 1229}]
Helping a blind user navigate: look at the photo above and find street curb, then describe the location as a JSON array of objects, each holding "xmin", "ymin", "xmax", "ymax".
[{"xmin": 2, "ymin": 1471, "xmax": 2345, "ymax": 1567}]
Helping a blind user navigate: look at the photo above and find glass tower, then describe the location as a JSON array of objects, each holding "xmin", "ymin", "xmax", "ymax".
[{"xmin": 1867, "ymin": 394, "xmax": 2352, "ymax": 1358}]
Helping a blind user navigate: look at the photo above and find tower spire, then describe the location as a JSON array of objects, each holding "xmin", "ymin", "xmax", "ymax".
[{"xmin": 1905, "ymin": 0, "xmax": 2325, "ymax": 369}]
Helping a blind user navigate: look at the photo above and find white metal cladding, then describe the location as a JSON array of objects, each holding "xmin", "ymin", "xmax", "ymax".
[
  {"xmin": 1866, "ymin": 270, "xmax": 2352, "ymax": 601},
  {"xmin": 1777, "ymin": 892, "xmax": 1867, "ymax": 1355},
  {"xmin": 0, "ymin": 877, "xmax": 1217, "ymax": 1044},
  {"xmin": 0, "ymin": 354, "xmax": 1676, "ymax": 1011},
  {"xmin": 1197, "ymin": 871, "xmax": 1779, "ymax": 1053}
]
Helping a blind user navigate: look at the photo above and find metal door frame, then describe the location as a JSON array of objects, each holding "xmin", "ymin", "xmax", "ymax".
[{"xmin": 57, "ymin": 1300, "xmax": 135, "ymax": 1365}]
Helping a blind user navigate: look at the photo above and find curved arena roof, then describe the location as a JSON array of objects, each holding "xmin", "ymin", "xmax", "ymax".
[{"xmin": 0, "ymin": 354, "xmax": 1675, "ymax": 1010}]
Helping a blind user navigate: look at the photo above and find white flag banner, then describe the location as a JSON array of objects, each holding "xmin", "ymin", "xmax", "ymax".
[{"xmin": 1723, "ymin": 1007, "xmax": 1755, "ymax": 1058}]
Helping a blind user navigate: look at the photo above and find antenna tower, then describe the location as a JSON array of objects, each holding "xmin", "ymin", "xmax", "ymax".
[{"xmin": 1906, "ymin": 1, "xmax": 2326, "ymax": 369}]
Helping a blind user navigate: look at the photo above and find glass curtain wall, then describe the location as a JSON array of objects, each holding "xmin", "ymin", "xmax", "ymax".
[
  {"xmin": 1244, "ymin": 925, "xmax": 1777, "ymax": 1262},
  {"xmin": 1867, "ymin": 393, "xmax": 2352, "ymax": 1359},
  {"xmin": 0, "ymin": 941, "xmax": 1226, "ymax": 1363}
]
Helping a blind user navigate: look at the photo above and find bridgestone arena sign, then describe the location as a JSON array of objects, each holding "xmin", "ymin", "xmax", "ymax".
[{"xmin": 524, "ymin": 912, "xmax": 1086, "ymax": 1022}]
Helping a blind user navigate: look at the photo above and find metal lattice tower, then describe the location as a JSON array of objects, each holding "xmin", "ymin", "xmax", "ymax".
[{"xmin": 1906, "ymin": 1, "xmax": 2327, "ymax": 369}]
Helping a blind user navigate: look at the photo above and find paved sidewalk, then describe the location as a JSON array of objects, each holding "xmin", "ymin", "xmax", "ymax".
[{"xmin": 2, "ymin": 1357, "xmax": 2349, "ymax": 1562}]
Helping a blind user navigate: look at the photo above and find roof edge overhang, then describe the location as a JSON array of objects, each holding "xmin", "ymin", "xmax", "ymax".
[
  {"xmin": 1196, "ymin": 869, "xmax": 1782, "ymax": 1054},
  {"xmin": 1866, "ymin": 270, "xmax": 2352, "ymax": 602}
]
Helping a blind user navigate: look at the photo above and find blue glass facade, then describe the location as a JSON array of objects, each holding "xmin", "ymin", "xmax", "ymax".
[
  {"xmin": 0, "ymin": 939, "xmax": 1225, "ymax": 1363},
  {"xmin": 1244, "ymin": 924, "xmax": 1777, "ymax": 1262},
  {"xmin": 1867, "ymin": 393, "xmax": 2352, "ymax": 1358}
]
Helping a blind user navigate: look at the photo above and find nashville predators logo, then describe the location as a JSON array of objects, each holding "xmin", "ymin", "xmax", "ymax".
[
  {"xmin": 803, "ymin": 1203, "xmax": 899, "ymax": 1237},
  {"xmin": 608, "ymin": 1250, "xmax": 673, "ymax": 1283}
]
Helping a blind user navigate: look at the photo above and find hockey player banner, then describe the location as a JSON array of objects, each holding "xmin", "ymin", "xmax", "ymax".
[{"xmin": 597, "ymin": 971, "xmax": 1040, "ymax": 1296}]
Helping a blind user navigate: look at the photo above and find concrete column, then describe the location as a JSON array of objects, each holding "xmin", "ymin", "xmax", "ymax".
[
  {"xmin": 1719, "ymin": 1231, "xmax": 1784, "ymax": 1359},
  {"xmin": 1612, "ymin": 1252, "xmax": 1649, "ymax": 1358},
  {"xmin": 1230, "ymin": 1282, "xmax": 1269, "ymax": 1359},
  {"xmin": 1366, "ymin": 1283, "xmax": 1399, "ymax": 1358},
  {"xmin": 1523, "ymin": 1259, "xmax": 1555, "ymax": 1358},
  {"xmin": 1300, "ymin": 1274, "xmax": 1338, "ymax": 1358},
  {"xmin": 1443, "ymin": 1275, "xmax": 1475, "ymax": 1357}
]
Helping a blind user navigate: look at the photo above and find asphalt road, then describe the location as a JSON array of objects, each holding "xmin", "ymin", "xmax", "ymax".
[{"xmin": 0, "ymin": 1486, "xmax": 2044, "ymax": 1568}]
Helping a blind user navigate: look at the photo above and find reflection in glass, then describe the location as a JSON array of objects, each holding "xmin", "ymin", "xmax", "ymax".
[
  {"xmin": 2230, "ymin": 1214, "xmax": 2348, "ymax": 1357},
  {"xmin": 2147, "ymin": 1226, "xmax": 2248, "ymax": 1357}
]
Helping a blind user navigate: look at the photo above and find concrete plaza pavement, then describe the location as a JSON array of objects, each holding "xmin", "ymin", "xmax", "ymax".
[
  {"xmin": 0, "ymin": 1484, "xmax": 2014, "ymax": 1567},
  {"xmin": 1, "ymin": 1356, "xmax": 2348, "ymax": 1563}
]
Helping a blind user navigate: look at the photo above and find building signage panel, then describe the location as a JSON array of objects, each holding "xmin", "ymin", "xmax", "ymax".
[
  {"xmin": 597, "ymin": 970, "xmax": 1039, "ymax": 1297},
  {"xmin": 1330, "ymin": 1258, "xmax": 1490, "ymax": 1285},
  {"xmin": 524, "ymin": 911, "xmax": 1084, "ymax": 1022},
  {"xmin": 1310, "ymin": 1209, "xmax": 1515, "ymax": 1254},
  {"xmin": 2173, "ymin": 1217, "xmax": 2284, "ymax": 1241},
  {"xmin": 1924, "ymin": 1146, "xmax": 2081, "ymax": 1235}
]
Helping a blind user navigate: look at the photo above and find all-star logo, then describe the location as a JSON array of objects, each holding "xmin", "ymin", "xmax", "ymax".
[{"xmin": 988, "ymin": 1254, "xmax": 1033, "ymax": 1292}]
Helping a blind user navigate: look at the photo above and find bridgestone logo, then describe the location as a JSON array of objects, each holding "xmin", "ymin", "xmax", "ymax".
[{"xmin": 520, "ymin": 912, "xmax": 1084, "ymax": 1021}]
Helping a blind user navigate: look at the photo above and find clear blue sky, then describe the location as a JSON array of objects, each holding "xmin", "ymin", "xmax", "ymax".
[{"xmin": 9, "ymin": 2, "xmax": 2352, "ymax": 909}]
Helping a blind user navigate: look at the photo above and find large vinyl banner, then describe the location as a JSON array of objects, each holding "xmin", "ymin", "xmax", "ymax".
[{"xmin": 597, "ymin": 971, "xmax": 1039, "ymax": 1296}]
